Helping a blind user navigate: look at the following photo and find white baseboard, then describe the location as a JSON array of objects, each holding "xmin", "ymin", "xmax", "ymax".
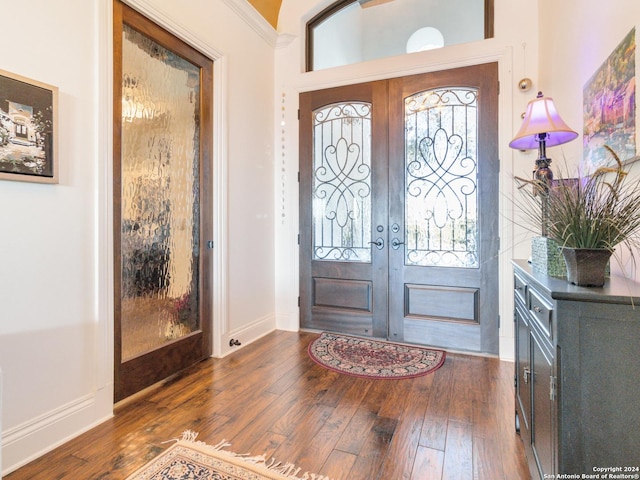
[
  {"xmin": 275, "ymin": 310, "xmax": 299, "ymax": 332},
  {"xmin": 1, "ymin": 387, "xmax": 113, "ymax": 476},
  {"xmin": 216, "ymin": 313, "xmax": 277, "ymax": 358},
  {"xmin": 499, "ymin": 335, "xmax": 515, "ymax": 362}
]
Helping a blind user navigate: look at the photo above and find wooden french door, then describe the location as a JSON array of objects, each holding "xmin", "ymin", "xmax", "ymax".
[
  {"xmin": 113, "ymin": 1, "xmax": 213, "ymax": 401},
  {"xmin": 300, "ymin": 81, "xmax": 390, "ymax": 338},
  {"xmin": 299, "ymin": 63, "xmax": 499, "ymax": 354}
]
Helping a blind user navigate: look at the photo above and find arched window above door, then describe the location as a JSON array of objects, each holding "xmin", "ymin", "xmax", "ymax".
[{"xmin": 306, "ymin": 0, "xmax": 494, "ymax": 71}]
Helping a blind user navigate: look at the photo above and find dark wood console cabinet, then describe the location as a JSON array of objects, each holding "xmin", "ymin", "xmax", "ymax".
[{"xmin": 512, "ymin": 260, "xmax": 640, "ymax": 479}]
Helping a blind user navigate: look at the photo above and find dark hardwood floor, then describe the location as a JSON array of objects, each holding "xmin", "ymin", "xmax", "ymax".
[{"xmin": 5, "ymin": 331, "xmax": 530, "ymax": 479}]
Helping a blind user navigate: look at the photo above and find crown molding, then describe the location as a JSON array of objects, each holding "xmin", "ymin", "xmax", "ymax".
[
  {"xmin": 222, "ymin": 0, "xmax": 278, "ymax": 48},
  {"xmin": 276, "ymin": 33, "xmax": 296, "ymax": 50}
]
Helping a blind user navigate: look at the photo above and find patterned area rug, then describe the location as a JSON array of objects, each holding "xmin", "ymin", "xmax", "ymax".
[
  {"xmin": 126, "ymin": 431, "xmax": 332, "ymax": 480},
  {"xmin": 308, "ymin": 332, "xmax": 446, "ymax": 379}
]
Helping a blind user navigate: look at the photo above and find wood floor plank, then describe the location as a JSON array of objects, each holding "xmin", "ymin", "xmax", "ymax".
[
  {"xmin": 333, "ymin": 407, "xmax": 378, "ymax": 455},
  {"xmin": 211, "ymin": 389, "xmax": 281, "ymax": 440},
  {"xmin": 269, "ymin": 381, "xmax": 333, "ymax": 436},
  {"xmin": 411, "ymin": 445, "xmax": 444, "ymax": 480},
  {"xmin": 473, "ymin": 434, "xmax": 505, "ymax": 480},
  {"xmin": 376, "ymin": 377, "xmax": 414, "ymax": 419},
  {"xmin": 448, "ymin": 356, "xmax": 475, "ymax": 424},
  {"xmin": 355, "ymin": 374, "xmax": 395, "ymax": 414},
  {"xmin": 271, "ymin": 403, "xmax": 335, "ymax": 473},
  {"xmin": 321, "ymin": 449, "xmax": 357, "ymax": 479},
  {"xmin": 442, "ymin": 420, "xmax": 474, "ymax": 480},
  {"xmin": 376, "ymin": 373, "xmax": 434, "ymax": 479},
  {"xmin": 294, "ymin": 377, "xmax": 372, "ymax": 473},
  {"xmin": 343, "ymin": 415, "xmax": 398, "ymax": 480},
  {"xmin": 423, "ymin": 355, "xmax": 454, "ymax": 419},
  {"xmin": 225, "ymin": 391, "xmax": 306, "ymax": 453},
  {"xmin": 4, "ymin": 331, "xmax": 531, "ymax": 480},
  {"xmin": 420, "ymin": 417, "xmax": 448, "ymax": 451}
]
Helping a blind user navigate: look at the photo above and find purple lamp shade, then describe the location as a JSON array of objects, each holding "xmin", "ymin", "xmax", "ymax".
[{"xmin": 509, "ymin": 92, "xmax": 578, "ymax": 150}]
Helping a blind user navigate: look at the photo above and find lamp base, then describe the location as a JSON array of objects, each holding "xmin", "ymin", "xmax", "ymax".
[{"xmin": 531, "ymin": 236, "xmax": 566, "ymax": 277}]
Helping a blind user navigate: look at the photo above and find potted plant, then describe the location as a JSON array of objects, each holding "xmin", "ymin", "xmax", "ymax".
[{"xmin": 515, "ymin": 146, "xmax": 640, "ymax": 286}]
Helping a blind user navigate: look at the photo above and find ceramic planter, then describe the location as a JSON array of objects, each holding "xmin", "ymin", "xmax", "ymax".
[{"xmin": 560, "ymin": 247, "xmax": 612, "ymax": 287}]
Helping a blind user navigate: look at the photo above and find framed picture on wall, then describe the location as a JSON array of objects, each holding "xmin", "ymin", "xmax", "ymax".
[
  {"xmin": 0, "ymin": 69, "xmax": 58, "ymax": 184},
  {"xmin": 583, "ymin": 27, "xmax": 636, "ymax": 171}
]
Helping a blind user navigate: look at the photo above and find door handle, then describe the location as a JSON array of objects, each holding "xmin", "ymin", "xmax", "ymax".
[
  {"xmin": 369, "ymin": 237, "xmax": 384, "ymax": 250},
  {"xmin": 391, "ymin": 238, "xmax": 405, "ymax": 250}
]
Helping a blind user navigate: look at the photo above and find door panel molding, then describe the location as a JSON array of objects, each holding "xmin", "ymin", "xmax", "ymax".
[
  {"xmin": 313, "ymin": 278, "xmax": 373, "ymax": 312},
  {"xmin": 405, "ymin": 284, "xmax": 478, "ymax": 324},
  {"xmin": 404, "ymin": 320, "xmax": 481, "ymax": 352}
]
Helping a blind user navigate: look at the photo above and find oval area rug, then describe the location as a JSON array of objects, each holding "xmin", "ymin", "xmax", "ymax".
[{"xmin": 308, "ymin": 332, "xmax": 446, "ymax": 379}]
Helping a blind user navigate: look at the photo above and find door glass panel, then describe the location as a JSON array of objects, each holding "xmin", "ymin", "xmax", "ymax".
[
  {"xmin": 120, "ymin": 25, "xmax": 201, "ymax": 360},
  {"xmin": 404, "ymin": 88, "xmax": 478, "ymax": 268},
  {"xmin": 312, "ymin": 102, "xmax": 372, "ymax": 262}
]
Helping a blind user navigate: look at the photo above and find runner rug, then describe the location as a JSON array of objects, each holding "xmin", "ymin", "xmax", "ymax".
[
  {"xmin": 308, "ymin": 332, "xmax": 446, "ymax": 379},
  {"xmin": 126, "ymin": 431, "xmax": 332, "ymax": 480}
]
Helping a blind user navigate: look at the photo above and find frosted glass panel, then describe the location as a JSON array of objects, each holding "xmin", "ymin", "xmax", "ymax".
[
  {"xmin": 405, "ymin": 88, "xmax": 478, "ymax": 268},
  {"xmin": 312, "ymin": 102, "xmax": 372, "ymax": 262},
  {"xmin": 121, "ymin": 25, "xmax": 201, "ymax": 360}
]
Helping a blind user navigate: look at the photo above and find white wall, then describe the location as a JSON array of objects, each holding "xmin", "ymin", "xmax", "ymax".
[
  {"xmin": 0, "ymin": 1, "xmax": 110, "ymax": 473},
  {"xmin": 274, "ymin": 0, "xmax": 540, "ymax": 359},
  {"xmin": 0, "ymin": 0, "xmax": 276, "ymax": 474}
]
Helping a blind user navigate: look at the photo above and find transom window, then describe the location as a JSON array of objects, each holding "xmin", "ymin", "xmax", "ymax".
[{"xmin": 306, "ymin": 0, "xmax": 494, "ymax": 71}]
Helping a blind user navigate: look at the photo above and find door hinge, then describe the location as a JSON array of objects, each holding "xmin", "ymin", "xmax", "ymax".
[
  {"xmin": 550, "ymin": 375, "xmax": 557, "ymax": 401},
  {"xmin": 298, "ymin": 109, "xmax": 300, "ymax": 120},
  {"xmin": 298, "ymin": 296, "xmax": 300, "ymax": 307},
  {"xmin": 298, "ymin": 171, "xmax": 300, "ymax": 182},
  {"xmin": 497, "ymin": 314, "xmax": 501, "ymax": 328},
  {"xmin": 297, "ymin": 234, "xmax": 300, "ymax": 245},
  {"xmin": 207, "ymin": 240, "xmax": 214, "ymax": 249}
]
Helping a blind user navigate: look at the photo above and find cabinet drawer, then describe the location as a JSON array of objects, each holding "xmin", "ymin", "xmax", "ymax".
[
  {"xmin": 514, "ymin": 273, "xmax": 527, "ymax": 305},
  {"xmin": 528, "ymin": 288, "xmax": 553, "ymax": 339}
]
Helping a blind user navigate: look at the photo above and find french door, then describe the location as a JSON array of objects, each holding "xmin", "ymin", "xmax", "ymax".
[
  {"xmin": 299, "ymin": 63, "xmax": 499, "ymax": 354},
  {"xmin": 113, "ymin": 1, "xmax": 213, "ymax": 401}
]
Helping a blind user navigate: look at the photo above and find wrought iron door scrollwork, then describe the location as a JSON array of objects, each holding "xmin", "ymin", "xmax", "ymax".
[
  {"xmin": 405, "ymin": 88, "xmax": 479, "ymax": 268},
  {"xmin": 312, "ymin": 102, "xmax": 372, "ymax": 262}
]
